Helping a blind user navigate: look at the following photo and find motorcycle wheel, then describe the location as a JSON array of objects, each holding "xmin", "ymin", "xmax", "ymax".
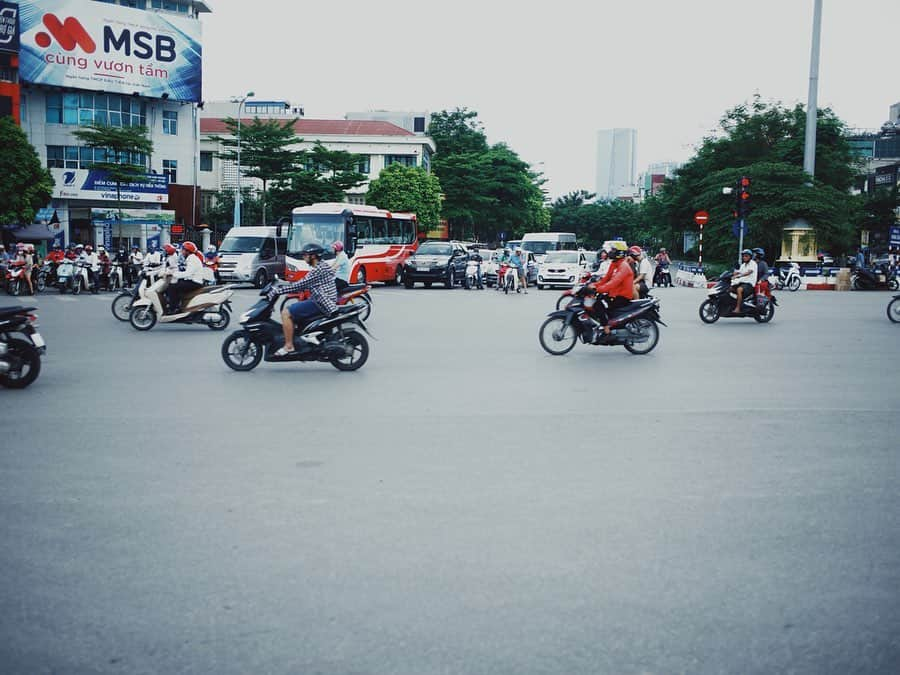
[
  {"xmin": 129, "ymin": 305, "xmax": 157, "ymax": 331},
  {"xmin": 754, "ymin": 302, "xmax": 775, "ymax": 323},
  {"xmin": 699, "ymin": 299, "xmax": 720, "ymax": 324},
  {"xmin": 206, "ymin": 307, "xmax": 230, "ymax": 331},
  {"xmin": 9, "ymin": 279, "xmax": 20, "ymax": 296},
  {"xmin": 788, "ymin": 277, "xmax": 801, "ymax": 292},
  {"xmin": 0, "ymin": 338, "xmax": 41, "ymax": 389},
  {"xmin": 111, "ymin": 293, "xmax": 133, "ymax": 321},
  {"xmin": 221, "ymin": 330, "xmax": 263, "ymax": 371},
  {"xmin": 889, "ymin": 278, "xmax": 899, "ymax": 292},
  {"xmin": 36, "ymin": 276, "xmax": 46, "ymax": 293},
  {"xmin": 346, "ymin": 294, "xmax": 372, "ymax": 322},
  {"xmin": 887, "ymin": 298, "xmax": 900, "ymax": 323},
  {"xmin": 330, "ymin": 330, "xmax": 369, "ymax": 371},
  {"xmin": 72, "ymin": 278, "xmax": 81, "ymax": 295},
  {"xmin": 623, "ymin": 319, "xmax": 660, "ymax": 355},
  {"xmin": 852, "ymin": 275, "xmax": 862, "ymax": 291},
  {"xmin": 538, "ymin": 316, "xmax": 578, "ymax": 356}
]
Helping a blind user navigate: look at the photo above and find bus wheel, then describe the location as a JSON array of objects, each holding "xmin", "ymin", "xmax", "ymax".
[{"xmin": 356, "ymin": 267, "xmax": 367, "ymax": 284}]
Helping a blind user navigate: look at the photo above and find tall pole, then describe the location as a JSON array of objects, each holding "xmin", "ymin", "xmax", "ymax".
[
  {"xmin": 232, "ymin": 92, "xmax": 254, "ymax": 227},
  {"xmin": 803, "ymin": 0, "xmax": 823, "ymax": 178}
]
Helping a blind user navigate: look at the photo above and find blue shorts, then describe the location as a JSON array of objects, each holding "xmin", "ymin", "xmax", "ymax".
[{"xmin": 287, "ymin": 298, "xmax": 322, "ymax": 325}]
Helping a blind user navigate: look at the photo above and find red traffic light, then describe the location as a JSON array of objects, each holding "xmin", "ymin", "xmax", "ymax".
[
  {"xmin": 741, "ymin": 191, "xmax": 750, "ymax": 200},
  {"xmin": 741, "ymin": 176, "xmax": 751, "ymax": 187}
]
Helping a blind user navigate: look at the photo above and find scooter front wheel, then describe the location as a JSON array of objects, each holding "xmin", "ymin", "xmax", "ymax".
[
  {"xmin": 111, "ymin": 292, "xmax": 133, "ymax": 321},
  {"xmin": 539, "ymin": 316, "xmax": 578, "ymax": 356},
  {"xmin": 699, "ymin": 299, "xmax": 720, "ymax": 324},
  {"xmin": 221, "ymin": 330, "xmax": 263, "ymax": 371},
  {"xmin": 129, "ymin": 305, "xmax": 157, "ymax": 331}
]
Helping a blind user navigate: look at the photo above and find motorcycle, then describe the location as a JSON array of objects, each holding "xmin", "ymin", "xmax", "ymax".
[
  {"xmin": 887, "ymin": 295, "xmax": 900, "ymax": 323},
  {"xmin": 773, "ymin": 262, "xmax": 802, "ymax": 292},
  {"xmin": 653, "ymin": 263, "xmax": 672, "ymax": 288},
  {"xmin": 111, "ymin": 265, "xmax": 162, "ymax": 321},
  {"xmin": 220, "ymin": 281, "xmax": 372, "ymax": 372},
  {"xmin": 35, "ymin": 261, "xmax": 55, "ymax": 293},
  {"xmin": 699, "ymin": 272, "xmax": 777, "ymax": 324},
  {"xmin": 278, "ymin": 283, "xmax": 373, "ymax": 322},
  {"xmin": 0, "ymin": 305, "xmax": 44, "ymax": 389},
  {"xmin": 538, "ymin": 283, "xmax": 665, "ymax": 356},
  {"xmin": 464, "ymin": 258, "xmax": 483, "ymax": 289},
  {"xmin": 556, "ymin": 270, "xmax": 595, "ymax": 310},
  {"xmin": 4, "ymin": 261, "xmax": 28, "ymax": 296},
  {"xmin": 105, "ymin": 262, "xmax": 125, "ymax": 291},
  {"xmin": 128, "ymin": 273, "xmax": 234, "ymax": 331},
  {"xmin": 498, "ymin": 263, "xmax": 520, "ymax": 294},
  {"xmin": 852, "ymin": 265, "xmax": 899, "ymax": 291}
]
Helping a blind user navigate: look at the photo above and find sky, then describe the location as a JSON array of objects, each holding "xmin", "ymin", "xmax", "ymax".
[{"xmin": 200, "ymin": 0, "xmax": 900, "ymax": 201}]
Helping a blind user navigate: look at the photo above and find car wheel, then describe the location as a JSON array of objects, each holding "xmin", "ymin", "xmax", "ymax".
[
  {"xmin": 424, "ymin": 282, "xmax": 432, "ymax": 288},
  {"xmin": 253, "ymin": 268, "xmax": 268, "ymax": 289},
  {"xmin": 537, "ymin": 284, "xmax": 544, "ymax": 290},
  {"xmin": 404, "ymin": 276, "xmax": 414, "ymax": 289},
  {"xmin": 445, "ymin": 269, "xmax": 455, "ymax": 289}
]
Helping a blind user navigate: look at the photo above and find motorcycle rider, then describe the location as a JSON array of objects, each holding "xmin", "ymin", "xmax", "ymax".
[
  {"xmin": 594, "ymin": 248, "xmax": 611, "ymax": 277},
  {"xmin": 268, "ymin": 243, "xmax": 338, "ymax": 357},
  {"xmin": 16, "ymin": 243, "xmax": 36, "ymax": 295},
  {"xmin": 47, "ymin": 243, "xmax": 65, "ymax": 264},
  {"xmin": 144, "ymin": 243, "xmax": 162, "ymax": 269},
  {"xmin": 84, "ymin": 245, "xmax": 101, "ymax": 291},
  {"xmin": 630, "ymin": 245, "xmax": 652, "ymax": 299},
  {"xmin": 753, "ymin": 248, "xmax": 770, "ymax": 298},
  {"xmin": 330, "ymin": 240, "xmax": 351, "ymax": 291},
  {"xmin": 129, "ymin": 245, "xmax": 144, "ymax": 282},
  {"xmin": 98, "ymin": 245, "xmax": 112, "ymax": 289},
  {"xmin": 732, "ymin": 249, "xmax": 758, "ymax": 313},
  {"xmin": 591, "ymin": 241, "xmax": 634, "ymax": 340},
  {"xmin": 467, "ymin": 246, "xmax": 484, "ymax": 289},
  {"xmin": 510, "ymin": 247, "xmax": 527, "ymax": 293},
  {"xmin": 166, "ymin": 242, "xmax": 205, "ymax": 313},
  {"xmin": 204, "ymin": 245, "xmax": 220, "ymax": 283}
]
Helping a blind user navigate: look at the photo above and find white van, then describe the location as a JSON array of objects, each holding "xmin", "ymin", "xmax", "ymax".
[
  {"xmin": 216, "ymin": 225, "xmax": 288, "ymax": 287},
  {"xmin": 520, "ymin": 232, "xmax": 577, "ymax": 262}
]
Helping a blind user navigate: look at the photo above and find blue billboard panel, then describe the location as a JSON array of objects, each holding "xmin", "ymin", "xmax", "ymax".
[
  {"xmin": 0, "ymin": 1, "xmax": 19, "ymax": 53},
  {"xmin": 18, "ymin": 0, "xmax": 201, "ymax": 102},
  {"xmin": 51, "ymin": 168, "xmax": 169, "ymax": 203}
]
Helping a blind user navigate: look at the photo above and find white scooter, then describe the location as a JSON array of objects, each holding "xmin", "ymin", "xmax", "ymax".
[
  {"xmin": 128, "ymin": 272, "xmax": 235, "ymax": 331},
  {"xmin": 773, "ymin": 262, "xmax": 802, "ymax": 292},
  {"xmin": 106, "ymin": 262, "xmax": 124, "ymax": 291},
  {"xmin": 464, "ymin": 258, "xmax": 483, "ymax": 289}
]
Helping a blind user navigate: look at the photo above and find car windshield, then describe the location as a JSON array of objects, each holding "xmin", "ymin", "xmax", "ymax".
[
  {"xmin": 417, "ymin": 243, "xmax": 452, "ymax": 256},
  {"xmin": 219, "ymin": 236, "xmax": 263, "ymax": 253},
  {"xmin": 543, "ymin": 251, "xmax": 579, "ymax": 264}
]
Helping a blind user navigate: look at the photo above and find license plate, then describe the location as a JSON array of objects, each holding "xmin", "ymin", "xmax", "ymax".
[
  {"xmin": 418, "ymin": 267, "xmax": 431, "ymax": 272},
  {"xmin": 31, "ymin": 332, "xmax": 46, "ymax": 348}
]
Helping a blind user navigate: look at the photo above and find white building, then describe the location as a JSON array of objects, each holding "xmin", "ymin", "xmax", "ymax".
[
  {"xmin": 16, "ymin": 0, "xmax": 210, "ymax": 251},
  {"xmin": 345, "ymin": 110, "xmax": 429, "ymax": 135},
  {"xmin": 199, "ymin": 103, "xmax": 436, "ymax": 217},
  {"xmin": 596, "ymin": 128, "xmax": 637, "ymax": 200}
]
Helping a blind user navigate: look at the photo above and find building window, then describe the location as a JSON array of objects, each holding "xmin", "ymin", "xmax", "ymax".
[
  {"xmin": 414, "ymin": 117, "xmax": 426, "ymax": 133},
  {"xmin": 163, "ymin": 159, "xmax": 177, "ymax": 184},
  {"xmin": 385, "ymin": 155, "xmax": 417, "ymax": 168},
  {"xmin": 200, "ymin": 151, "xmax": 213, "ymax": 172},
  {"xmin": 421, "ymin": 147, "xmax": 431, "ymax": 173},
  {"xmin": 162, "ymin": 110, "xmax": 177, "ymax": 135},
  {"xmin": 47, "ymin": 145, "xmax": 147, "ymax": 170},
  {"xmin": 46, "ymin": 92, "xmax": 145, "ymax": 127},
  {"xmin": 356, "ymin": 155, "xmax": 371, "ymax": 174},
  {"xmin": 347, "ymin": 194, "xmax": 366, "ymax": 205}
]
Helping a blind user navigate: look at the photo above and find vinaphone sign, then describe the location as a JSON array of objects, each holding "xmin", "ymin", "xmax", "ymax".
[{"xmin": 18, "ymin": 0, "xmax": 201, "ymax": 102}]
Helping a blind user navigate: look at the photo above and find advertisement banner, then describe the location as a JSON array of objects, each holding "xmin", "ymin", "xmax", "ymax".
[
  {"xmin": 18, "ymin": 0, "xmax": 201, "ymax": 102},
  {"xmin": 90, "ymin": 208, "xmax": 174, "ymax": 227},
  {"xmin": 0, "ymin": 1, "xmax": 19, "ymax": 53},
  {"xmin": 51, "ymin": 168, "xmax": 168, "ymax": 202}
]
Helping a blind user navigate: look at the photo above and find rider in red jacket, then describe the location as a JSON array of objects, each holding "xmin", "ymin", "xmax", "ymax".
[{"xmin": 591, "ymin": 243, "xmax": 635, "ymax": 338}]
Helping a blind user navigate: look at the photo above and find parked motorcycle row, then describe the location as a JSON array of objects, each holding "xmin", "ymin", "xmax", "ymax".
[{"xmin": 3, "ymin": 259, "xmax": 127, "ymax": 296}]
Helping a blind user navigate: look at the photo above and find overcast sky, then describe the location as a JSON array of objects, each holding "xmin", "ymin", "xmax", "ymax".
[{"xmin": 200, "ymin": 0, "xmax": 900, "ymax": 201}]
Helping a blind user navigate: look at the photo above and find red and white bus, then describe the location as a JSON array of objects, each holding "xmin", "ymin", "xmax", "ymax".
[{"xmin": 285, "ymin": 203, "xmax": 419, "ymax": 284}]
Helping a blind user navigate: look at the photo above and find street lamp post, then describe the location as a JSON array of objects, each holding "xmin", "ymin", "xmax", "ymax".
[{"xmin": 231, "ymin": 91, "xmax": 254, "ymax": 226}]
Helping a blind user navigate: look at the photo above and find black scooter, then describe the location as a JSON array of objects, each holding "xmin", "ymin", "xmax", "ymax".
[
  {"xmin": 0, "ymin": 305, "xmax": 45, "ymax": 388},
  {"xmin": 852, "ymin": 264, "xmax": 899, "ymax": 291},
  {"xmin": 653, "ymin": 264, "xmax": 672, "ymax": 287},
  {"xmin": 699, "ymin": 271, "xmax": 777, "ymax": 323},
  {"xmin": 221, "ymin": 281, "xmax": 372, "ymax": 372}
]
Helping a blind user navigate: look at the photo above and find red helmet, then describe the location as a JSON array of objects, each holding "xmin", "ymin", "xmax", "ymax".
[
  {"xmin": 84, "ymin": 244, "xmax": 93, "ymax": 252},
  {"xmin": 181, "ymin": 241, "xmax": 198, "ymax": 254},
  {"xmin": 163, "ymin": 244, "xmax": 177, "ymax": 255},
  {"xmin": 628, "ymin": 245, "xmax": 642, "ymax": 257}
]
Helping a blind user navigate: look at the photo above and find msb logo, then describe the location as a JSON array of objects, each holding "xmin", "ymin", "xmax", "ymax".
[
  {"xmin": 35, "ymin": 14, "xmax": 95, "ymax": 52},
  {"xmin": 35, "ymin": 12, "xmax": 176, "ymax": 62}
]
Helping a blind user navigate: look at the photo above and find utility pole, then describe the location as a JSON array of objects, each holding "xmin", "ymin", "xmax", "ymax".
[{"xmin": 803, "ymin": 0, "xmax": 823, "ymax": 178}]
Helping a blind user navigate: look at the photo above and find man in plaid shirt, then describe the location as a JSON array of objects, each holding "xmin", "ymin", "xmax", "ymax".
[{"xmin": 268, "ymin": 243, "xmax": 338, "ymax": 356}]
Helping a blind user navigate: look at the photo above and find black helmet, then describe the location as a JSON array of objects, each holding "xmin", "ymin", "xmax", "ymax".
[
  {"xmin": 300, "ymin": 243, "xmax": 325, "ymax": 258},
  {"xmin": 753, "ymin": 247, "xmax": 765, "ymax": 257}
]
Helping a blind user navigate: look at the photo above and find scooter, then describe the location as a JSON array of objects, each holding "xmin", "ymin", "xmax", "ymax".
[
  {"xmin": 106, "ymin": 262, "xmax": 125, "ymax": 291},
  {"xmin": 111, "ymin": 265, "xmax": 162, "ymax": 321},
  {"xmin": 4, "ymin": 261, "xmax": 27, "ymax": 296},
  {"xmin": 699, "ymin": 272, "xmax": 777, "ymax": 324},
  {"xmin": 220, "ymin": 280, "xmax": 372, "ymax": 372},
  {"xmin": 128, "ymin": 273, "xmax": 234, "ymax": 331},
  {"xmin": 0, "ymin": 305, "xmax": 45, "ymax": 389},
  {"xmin": 773, "ymin": 262, "xmax": 802, "ymax": 292},
  {"xmin": 653, "ymin": 264, "xmax": 672, "ymax": 288},
  {"xmin": 464, "ymin": 258, "xmax": 483, "ymax": 289},
  {"xmin": 499, "ymin": 263, "xmax": 519, "ymax": 294},
  {"xmin": 555, "ymin": 270, "xmax": 595, "ymax": 310},
  {"xmin": 852, "ymin": 264, "xmax": 899, "ymax": 291}
]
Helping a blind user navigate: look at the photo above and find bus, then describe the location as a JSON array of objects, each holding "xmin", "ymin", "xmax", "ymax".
[
  {"xmin": 285, "ymin": 203, "xmax": 419, "ymax": 284},
  {"xmin": 520, "ymin": 232, "xmax": 577, "ymax": 262}
]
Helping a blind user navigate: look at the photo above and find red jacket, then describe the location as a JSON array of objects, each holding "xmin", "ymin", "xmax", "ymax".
[{"xmin": 593, "ymin": 258, "xmax": 634, "ymax": 299}]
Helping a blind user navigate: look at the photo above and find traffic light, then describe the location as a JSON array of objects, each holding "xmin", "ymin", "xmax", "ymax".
[{"xmin": 737, "ymin": 176, "xmax": 751, "ymax": 218}]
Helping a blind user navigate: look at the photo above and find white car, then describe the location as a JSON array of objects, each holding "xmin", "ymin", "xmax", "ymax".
[{"xmin": 537, "ymin": 250, "xmax": 591, "ymax": 289}]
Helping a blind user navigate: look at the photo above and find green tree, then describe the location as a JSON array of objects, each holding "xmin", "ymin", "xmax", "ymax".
[
  {"xmin": 365, "ymin": 163, "xmax": 442, "ymax": 232},
  {"xmin": 0, "ymin": 117, "xmax": 54, "ymax": 226},
  {"xmin": 428, "ymin": 108, "xmax": 489, "ymax": 156},
  {"xmin": 71, "ymin": 122, "xmax": 153, "ymax": 237},
  {"xmin": 210, "ymin": 117, "xmax": 301, "ymax": 225}
]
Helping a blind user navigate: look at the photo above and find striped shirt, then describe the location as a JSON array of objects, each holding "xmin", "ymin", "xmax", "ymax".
[{"xmin": 277, "ymin": 263, "xmax": 338, "ymax": 315}]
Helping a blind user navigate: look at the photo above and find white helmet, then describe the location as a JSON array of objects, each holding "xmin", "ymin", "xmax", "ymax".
[{"xmin": 206, "ymin": 245, "xmax": 216, "ymax": 253}]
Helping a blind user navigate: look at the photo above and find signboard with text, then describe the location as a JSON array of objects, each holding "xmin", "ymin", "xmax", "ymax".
[
  {"xmin": 18, "ymin": 0, "xmax": 201, "ymax": 101},
  {"xmin": 0, "ymin": 1, "xmax": 19, "ymax": 53},
  {"xmin": 51, "ymin": 168, "xmax": 168, "ymax": 202}
]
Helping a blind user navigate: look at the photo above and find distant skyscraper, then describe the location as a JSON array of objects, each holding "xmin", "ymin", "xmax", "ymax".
[{"xmin": 596, "ymin": 128, "xmax": 637, "ymax": 200}]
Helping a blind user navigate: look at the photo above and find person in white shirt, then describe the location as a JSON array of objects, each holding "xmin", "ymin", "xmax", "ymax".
[
  {"xmin": 128, "ymin": 245, "xmax": 144, "ymax": 284},
  {"xmin": 732, "ymin": 248, "xmax": 758, "ymax": 313},
  {"xmin": 144, "ymin": 244, "xmax": 162, "ymax": 268},
  {"xmin": 330, "ymin": 240, "xmax": 351, "ymax": 291},
  {"xmin": 629, "ymin": 245, "xmax": 653, "ymax": 298},
  {"xmin": 167, "ymin": 242, "xmax": 205, "ymax": 312}
]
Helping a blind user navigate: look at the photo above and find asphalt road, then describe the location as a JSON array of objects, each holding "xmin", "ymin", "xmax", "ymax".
[{"xmin": 1, "ymin": 283, "xmax": 898, "ymax": 674}]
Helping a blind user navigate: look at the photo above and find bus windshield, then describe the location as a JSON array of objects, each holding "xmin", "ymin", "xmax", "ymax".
[
  {"xmin": 219, "ymin": 236, "xmax": 264, "ymax": 253},
  {"xmin": 522, "ymin": 241, "xmax": 557, "ymax": 255},
  {"xmin": 288, "ymin": 214, "xmax": 345, "ymax": 255}
]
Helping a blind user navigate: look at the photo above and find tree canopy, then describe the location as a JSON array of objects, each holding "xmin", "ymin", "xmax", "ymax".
[
  {"xmin": 365, "ymin": 163, "xmax": 442, "ymax": 232},
  {"xmin": 0, "ymin": 117, "xmax": 54, "ymax": 226}
]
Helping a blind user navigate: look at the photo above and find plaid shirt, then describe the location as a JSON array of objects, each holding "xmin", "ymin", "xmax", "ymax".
[{"xmin": 277, "ymin": 262, "xmax": 338, "ymax": 315}]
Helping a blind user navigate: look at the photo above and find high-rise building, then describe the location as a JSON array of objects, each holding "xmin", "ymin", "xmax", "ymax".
[{"xmin": 596, "ymin": 128, "xmax": 636, "ymax": 200}]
